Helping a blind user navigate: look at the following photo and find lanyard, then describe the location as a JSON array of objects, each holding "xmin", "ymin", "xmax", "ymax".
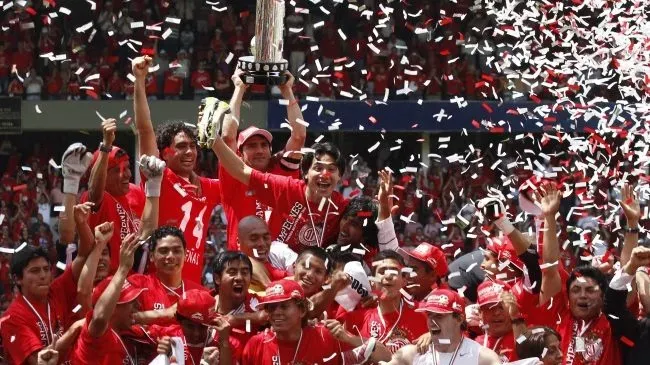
[
  {"xmin": 22, "ymin": 296, "xmax": 53, "ymax": 345},
  {"xmin": 160, "ymin": 280, "xmax": 185, "ymax": 298},
  {"xmin": 277, "ymin": 329, "xmax": 303, "ymax": 365},
  {"xmin": 483, "ymin": 335, "xmax": 503, "ymax": 352},
  {"xmin": 577, "ymin": 319, "xmax": 593, "ymax": 338},
  {"xmin": 377, "ymin": 299, "xmax": 403, "ymax": 342},
  {"xmin": 112, "ymin": 329, "xmax": 135, "ymax": 365},
  {"xmin": 431, "ymin": 337, "xmax": 464, "ymax": 365},
  {"xmin": 305, "ymin": 192, "xmax": 331, "ymax": 248}
]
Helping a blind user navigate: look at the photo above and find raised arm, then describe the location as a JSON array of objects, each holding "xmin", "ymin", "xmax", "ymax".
[
  {"xmin": 211, "ymin": 132, "xmax": 253, "ymax": 185},
  {"xmin": 132, "ymin": 56, "xmax": 159, "ymax": 157},
  {"xmin": 377, "ymin": 169, "xmax": 399, "ymax": 250},
  {"xmin": 59, "ymin": 143, "xmax": 93, "ymax": 244},
  {"xmin": 221, "ymin": 69, "xmax": 248, "ymax": 151},
  {"xmin": 138, "ymin": 155, "xmax": 166, "ymax": 239},
  {"xmin": 88, "ymin": 232, "xmax": 138, "ymax": 338},
  {"xmin": 87, "ymin": 119, "xmax": 116, "ymax": 207},
  {"xmin": 70, "ymin": 202, "xmax": 97, "ymax": 281},
  {"xmin": 307, "ymin": 270, "xmax": 350, "ymax": 319},
  {"xmin": 279, "ymin": 72, "xmax": 307, "ymax": 152},
  {"xmin": 77, "ymin": 222, "xmax": 113, "ymax": 314},
  {"xmin": 539, "ymin": 183, "xmax": 563, "ymax": 304},
  {"xmin": 619, "ymin": 183, "xmax": 640, "ymax": 266}
]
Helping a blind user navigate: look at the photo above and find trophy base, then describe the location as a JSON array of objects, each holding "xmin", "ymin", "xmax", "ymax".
[{"xmin": 237, "ymin": 56, "xmax": 289, "ymax": 86}]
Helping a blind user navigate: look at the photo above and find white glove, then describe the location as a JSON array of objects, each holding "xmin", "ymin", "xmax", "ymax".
[
  {"xmin": 140, "ymin": 155, "xmax": 166, "ymax": 197},
  {"xmin": 61, "ymin": 143, "xmax": 92, "ymax": 194}
]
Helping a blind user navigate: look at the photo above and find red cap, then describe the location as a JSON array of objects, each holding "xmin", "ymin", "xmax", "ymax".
[
  {"xmin": 257, "ymin": 279, "xmax": 305, "ymax": 308},
  {"xmin": 406, "ymin": 243, "xmax": 449, "ymax": 278},
  {"xmin": 92, "ymin": 276, "xmax": 147, "ymax": 306},
  {"xmin": 416, "ymin": 288, "xmax": 464, "ymax": 315},
  {"xmin": 176, "ymin": 289, "xmax": 217, "ymax": 325},
  {"xmin": 477, "ymin": 280, "xmax": 511, "ymax": 307},
  {"xmin": 485, "ymin": 236, "xmax": 524, "ymax": 272},
  {"xmin": 90, "ymin": 145, "xmax": 130, "ymax": 170},
  {"xmin": 237, "ymin": 126, "xmax": 273, "ymax": 150}
]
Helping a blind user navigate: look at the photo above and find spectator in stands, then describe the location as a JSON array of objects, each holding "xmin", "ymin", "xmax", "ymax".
[
  {"xmin": 163, "ymin": 70, "xmax": 183, "ymax": 99},
  {"xmin": 107, "ymin": 71, "xmax": 125, "ymax": 98},
  {"xmin": 179, "ymin": 23, "xmax": 195, "ymax": 53},
  {"xmin": 7, "ymin": 75, "xmax": 24, "ymax": 98},
  {"xmin": 0, "ymin": 42, "xmax": 9, "ymax": 94},
  {"xmin": 13, "ymin": 41, "xmax": 32, "ymax": 74},
  {"xmin": 191, "ymin": 61, "xmax": 212, "ymax": 99},
  {"xmin": 46, "ymin": 68, "xmax": 63, "ymax": 99}
]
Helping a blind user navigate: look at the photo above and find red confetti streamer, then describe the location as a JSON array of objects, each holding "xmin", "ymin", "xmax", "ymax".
[
  {"xmin": 25, "ymin": 7, "xmax": 37, "ymax": 15},
  {"xmin": 356, "ymin": 211, "xmax": 372, "ymax": 218},
  {"xmin": 544, "ymin": 117, "xmax": 557, "ymax": 123},
  {"xmin": 620, "ymin": 336, "xmax": 634, "ymax": 347},
  {"xmin": 471, "ymin": 120, "xmax": 481, "ymax": 128},
  {"xmin": 481, "ymin": 103, "xmax": 493, "ymax": 113},
  {"xmin": 12, "ymin": 184, "xmax": 27, "ymax": 191},
  {"xmin": 85, "ymin": 89, "xmax": 98, "ymax": 99},
  {"xmin": 490, "ymin": 127, "xmax": 505, "ymax": 133}
]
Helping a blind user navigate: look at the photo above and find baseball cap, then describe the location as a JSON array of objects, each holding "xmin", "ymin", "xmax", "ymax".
[
  {"xmin": 92, "ymin": 276, "xmax": 147, "ymax": 306},
  {"xmin": 176, "ymin": 289, "xmax": 217, "ymax": 326},
  {"xmin": 485, "ymin": 236, "xmax": 524, "ymax": 272},
  {"xmin": 406, "ymin": 243, "xmax": 449, "ymax": 278},
  {"xmin": 476, "ymin": 279, "xmax": 510, "ymax": 308},
  {"xmin": 256, "ymin": 279, "xmax": 305, "ymax": 309},
  {"xmin": 237, "ymin": 126, "xmax": 273, "ymax": 150},
  {"xmin": 416, "ymin": 288, "xmax": 465, "ymax": 315},
  {"xmin": 90, "ymin": 145, "xmax": 130, "ymax": 170}
]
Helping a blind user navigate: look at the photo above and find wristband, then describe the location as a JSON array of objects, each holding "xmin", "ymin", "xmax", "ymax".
[
  {"xmin": 495, "ymin": 216, "xmax": 515, "ymax": 235},
  {"xmin": 625, "ymin": 226, "xmax": 640, "ymax": 234},
  {"xmin": 99, "ymin": 142, "xmax": 112, "ymax": 153}
]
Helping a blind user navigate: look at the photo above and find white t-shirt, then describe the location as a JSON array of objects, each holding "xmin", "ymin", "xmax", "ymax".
[{"xmin": 413, "ymin": 338, "xmax": 482, "ymax": 365}]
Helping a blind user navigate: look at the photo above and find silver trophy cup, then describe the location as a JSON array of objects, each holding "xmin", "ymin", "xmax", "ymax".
[{"xmin": 237, "ymin": 0, "xmax": 289, "ymax": 85}]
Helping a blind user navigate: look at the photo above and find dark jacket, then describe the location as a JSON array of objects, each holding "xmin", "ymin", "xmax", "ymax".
[{"xmin": 605, "ymin": 285, "xmax": 650, "ymax": 365}]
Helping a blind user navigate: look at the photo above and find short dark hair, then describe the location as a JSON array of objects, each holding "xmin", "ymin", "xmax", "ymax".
[
  {"xmin": 155, "ymin": 121, "xmax": 198, "ymax": 152},
  {"xmin": 516, "ymin": 326, "xmax": 561, "ymax": 360},
  {"xmin": 341, "ymin": 196, "xmax": 379, "ymax": 249},
  {"xmin": 212, "ymin": 251, "xmax": 253, "ymax": 277},
  {"xmin": 296, "ymin": 247, "xmax": 332, "ymax": 274},
  {"xmin": 328, "ymin": 250, "xmax": 362, "ymax": 268},
  {"xmin": 371, "ymin": 250, "xmax": 405, "ymax": 275},
  {"xmin": 149, "ymin": 226, "xmax": 187, "ymax": 251},
  {"xmin": 300, "ymin": 142, "xmax": 346, "ymax": 178},
  {"xmin": 567, "ymin": 265, "xmax": 607, "ymax": 297},
  {"xmin": 11, "ymin": 245, "xmax": 50, "ymax": 279}
]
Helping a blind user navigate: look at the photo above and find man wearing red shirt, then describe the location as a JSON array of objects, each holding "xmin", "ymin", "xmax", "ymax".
[
  {"xmin": 338, "ymin": 250, "xmax": 428, "ymax": 354},
  {"xmin": 7, "ymin": 76, "xmax": 24, "ymax": 97},
  {"xmin": 80, "ymin": 118, "xmax": 145, "ymax": 273},
  {"xmin": 71, "ymin": 234, "xmax": 155, "ymax": 365},
  {"xmin": 404, "ymin": 242, "xmax": 448, "ymax": 302},
  {"xmin": 163, "ymin": 71, "xmax": 183, "ymax": 99},
  {"xmin": 46, "ymin": 69, "xmax": 63, "ymax": 99},
  {"xmin": 12, "ymin": 41, "xmax": 32, "ymax": 73},
  {"xmin": 242, "ymin": 279, "xmax": 370, "ymax": 364},
  {"xmin": 0, "ymin": 43, "xmax": 10, "ymax": 93},
  {"xmin": 133, "ymin": 56, "xmax": 221, "ymax": 283},
  {"xmin": 0, "ymin": 222, "xmax": 94, "ymax": 365},
  {"xmin": 107, "ymin": 71, "xmax": 124, "ymax": 97},
  {"xmin": 191, "ymin": 62, "xmax": 212, "ymax": 96},
  {"xmin": 219, "ymin": 68, "xmax": 306, "ymax": 250},
  {"xmin": 212, "ymin": 135, "xmax": 348, "ymax": 252}
]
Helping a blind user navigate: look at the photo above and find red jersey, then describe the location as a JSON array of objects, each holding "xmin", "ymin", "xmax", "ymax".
[
  {"xmin": 147, "ymin": 324, "xmax": 242, "ymax": 364},
  {"xmin": 475, "ymin": 332, "xmax": 517, "ymax": 363},
  {"xmin": 220, "ymin": 153, "xmax": 300, "ymax": 251},
  {"xmin": 215, "ymin": 292, "xmax": 260, "ymax": 347},
  {"xmin": 242, "ymin": 324, "xmax": 352, "ymax": 365},
  {"xmin": 337, "ymin": 300, "xmax": 428, "ymax": 353},
  {"xmin": 248, "ymin": 170, "xmax": 348, "ymax": 252},
  {"xmin": 152, "ymin": 168, "xmax": 220, "ymax": 283},
  {"xmin": 80, "ymin": 184, "xmax": 145, "ymax": 272},
  {"xmin": 130, "ymin": 273, "xmax": 206, "ymax": 311},
  {"xmin": 0, "ymin": 267, "xmax": 77, "ymax": 365},
  {"xmin": 548, "ymin": 289, "xmax": 620, "ymax": 365}
]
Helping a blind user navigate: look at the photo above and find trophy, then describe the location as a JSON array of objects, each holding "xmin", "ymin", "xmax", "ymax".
[{"xmin": 237, "ymin": 0, "xmax": 289, "ymax": 85}]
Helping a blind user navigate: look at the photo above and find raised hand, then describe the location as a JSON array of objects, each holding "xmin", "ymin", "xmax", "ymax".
[
  {"xmin": 377, "ymin": 169, "xmax": 398, "ymax": 218},
  {"xmin": 415, "ymin": 332, "xmax": 432, "ymax": 354},
  {"xmin": 620, "ymin": 183, "xmax": 641, "ymax": 226},
  {"xmin": 139, "ymin": 154, "xmax": 166, "ymax": 198},
  {"xmin": 323, "ymin": 319, "xmax": 351, "ymax": 342},
  {"xmin": 626, "ymin": 246, "xmax": 650, "ymax": 274},
  {"xmin": 101, "ymin": 118, "xmax": 117, "ymax": 147},
  {"xmin": 94, "ymin": 221, "xmax": 114, "ymax": 247},
  {"xmin": 132, "ymin": 56, "xmax": 152, "ymax": 80},
  {"xmin": 500, "ymin": 290, "xmax": 521, "ymax": 320},
  {"xmin": 61, "ymin": 143, "xmax": 92, "ymax": 194},
  {"xmin": 328, "ymin": 270, "xmax": 351, "ymax": 292},
  {"xmin": 231, "ymin": 68, "xmax": 248, "ymax": 90},
  {"xmin": 537, "ymin": 183, "xmax": 562, "ymax": 218},
  {"xmin": 118, "ymin": 233, "xmax": 139, "ymax": 272},
  {"xmin": 279, "ymin": 71, "xmax": 295, "ymax": 96},
  {"xmin": 213, "ymin": 315, "xmax": 231, "ymax": 338},
  {"xmin": 73, "ymin": 201, "xmax": 95, "ymax": 224}
]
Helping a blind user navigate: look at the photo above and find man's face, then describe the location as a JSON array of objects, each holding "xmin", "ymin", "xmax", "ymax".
[
  {"xmin": 480, "ymin": 302, "xmax": 511, "ymax": 337},
  {"xmin": 372, "ymin": 258, "xmax": 406, "ymax": 301},
  {"xmin": 96, "ymin": 246, "xmax": 110, "ymax": 283},
  {"xmin": 294, "ymin": 254, "xmax": 328, "ymax": 297},
  {"xmin": 163, "ymin": 131, "xmax": 197, "ymax": 177},
  {"xmin": 240, "ymin": 224, "xmax": 272, "ymax": 261},
  {"xmin": 305, "ymin": 154, "xmax": 340, "ymax": 201},
  {"xmin": 542, "ymin": 334, "xmax": 563, "ymax": 365},
  {"xmin": 405, "ymin": 257, "xmax": 436, "ymax": 300},
  {"xmin": 105, "ymin": 160, "xmax": 132, "ymax": 197},
  {"xmin": 179, "ymin": 317, "xmax": 208, "ymax": 345},
  {"xmin": 240, "ymin": 135, "xmax": 271, "ymax": 171},
  {"xmin": 265, "ymin": 300, "xmax": 305, "ymax": 334},
  {"xmin": 427, "ymin": 312, "xmax": 461, "ymax": 340},
  {"xmin": 151, "ymin": 235, "xmax": 185, "ymax": 277},
  {"xmin": 216, "ymin": 260, "xmax": 251, "ymax": 303},
  {"xmin": 113, "ymin": 299, "xmax": 139, "ymax": 329},
  {"xmin": 337, "ymin": 216, "xmax": 364, "ymax": 246},
  {"xmin": 568, "ymin": 276, "xmax": 603, "ymax": 320},
  {"xmin": 19, "ymin": 257, "xmax": 51, "ymax": 299}
]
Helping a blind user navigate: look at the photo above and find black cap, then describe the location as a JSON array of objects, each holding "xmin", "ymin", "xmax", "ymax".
[{"xmin": 11, "ymin": 244, "xmax": 50, "ymax": 277}]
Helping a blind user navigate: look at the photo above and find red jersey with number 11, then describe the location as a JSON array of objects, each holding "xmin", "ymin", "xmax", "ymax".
[{"xmin": 152, "ymin": 168, "xmax": 221, "ymax": 283}]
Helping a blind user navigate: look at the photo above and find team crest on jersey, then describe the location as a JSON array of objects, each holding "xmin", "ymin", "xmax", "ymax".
[
  {"xmin": 369, "ymin": 320, "xmax": 382, "ymax": 338},
  {"xmin": 298, "ymin": 225, "xmax": 322, "ymax": 247},
  {"xmin": 582, "ymin": 334, "xmax": 604, "ymax": 362},
  {"xmin": 384, "ymin": 328, "xmax": 410, "ymax": 353}
]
